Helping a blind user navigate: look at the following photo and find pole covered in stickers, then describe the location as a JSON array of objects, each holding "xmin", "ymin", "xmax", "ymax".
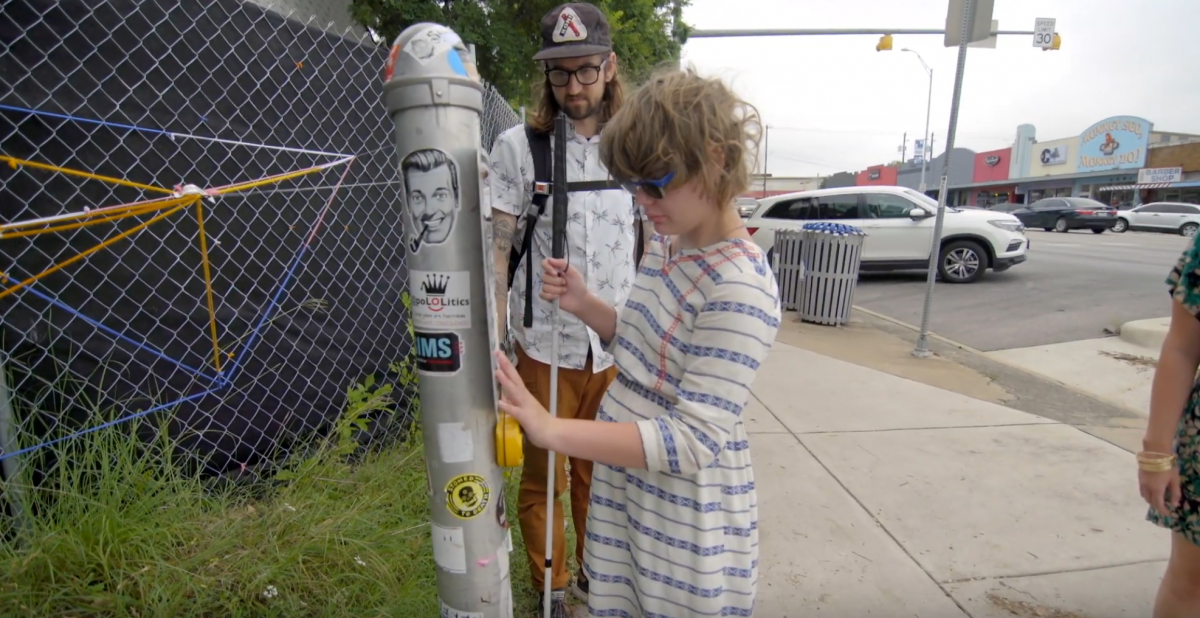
[{"xmin": 384, "ymin": 23, "xmax": 514, "ymax": 618}]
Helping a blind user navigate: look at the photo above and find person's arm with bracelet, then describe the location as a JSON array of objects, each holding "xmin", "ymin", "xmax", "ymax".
[{"xmin": 1140, "ymin": 242, "xmax": 1200, "ymax": 516}]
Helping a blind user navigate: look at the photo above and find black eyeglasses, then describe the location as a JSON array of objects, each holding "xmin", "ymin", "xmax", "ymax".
[
  {"xmin": 621, "ymin": 171, "xmax": 675, "ymax": 200},
  {"xmin": 545, "ymin": 59, "xmax": 608, "ymax": 88}
]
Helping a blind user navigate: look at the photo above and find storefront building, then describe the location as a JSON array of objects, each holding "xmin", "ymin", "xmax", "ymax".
[
  {"xmin": 828, "ymin": 116, "xmax": 1200, "ymax": 208},
  {"xmin": 960, "ymin": 148, "xmax": 1016, "ymax": 206},
  {"xmin": 996, "ymin": 116, "xmax": 1154, "ymax": 204},
  {"xmin": 856, "ymin": 165, "xmax": 899, "ymax": 186},
  {"xmin": 1098, "ymin": 142, "xmax": 1200, "ymax": 205}
]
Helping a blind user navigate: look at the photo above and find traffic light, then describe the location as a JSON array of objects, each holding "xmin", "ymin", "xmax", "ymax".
[
  {"xmin": 1042, "ymin": 33, "xmax": 1062, "ymax": 51},
  {"xmin": 876, "ymin": 34, "xmax": 893, "ymax": 52}
]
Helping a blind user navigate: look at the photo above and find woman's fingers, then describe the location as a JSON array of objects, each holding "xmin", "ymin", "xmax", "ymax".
[
  {"xmin": 494, "ymin": 352, "xmax": 525, "ymax": 397},
  {"xmin": 1150, "ymin": 484, "xmax": 1169, "ymax": 517},
  {"xmin": 1169, "ymin": 474, "xmax": 1183, "ymax": 508}
]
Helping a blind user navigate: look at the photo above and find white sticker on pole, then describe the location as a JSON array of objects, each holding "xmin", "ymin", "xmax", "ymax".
[
  {"xmin": 440, "ymin": 599, "xmax": 484, "ymax": 618},
  {"xmin": 431, "ymin": 523, "xmax": 467, "ymax": 574},
  {"xmin": 437, "ymin": 422, "xmax": 475, "ymax": 464},
  {"xmin": 1033, "ymin": 17, "xmax": 1055, "ymax": 48},
  {"xmin": 411, "ymin": 270, "xmax": 473, "ymax": 330},
  {"xmin": 403, "ymin": 25, "xmax": 463, "ymax": 63}
]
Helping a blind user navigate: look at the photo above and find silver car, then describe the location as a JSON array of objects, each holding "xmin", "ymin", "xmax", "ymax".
[{"xmin": 736, "ymin": 197, "xmax": 758, "ymax": 218}]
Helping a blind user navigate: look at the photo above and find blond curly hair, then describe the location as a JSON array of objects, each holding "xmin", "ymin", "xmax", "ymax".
[{"xmin": 600, "ymin": 66, "xmax": 762, "ymax": 208}]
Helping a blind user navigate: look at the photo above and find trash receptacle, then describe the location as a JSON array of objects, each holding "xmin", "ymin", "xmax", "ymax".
[
  {"xmin": 772, "ymin": 228, "xmax": 805, "ymax": 311},
  {"xmin": 797, "ymin": 222, "xmax": 867, "ymax": 326}
]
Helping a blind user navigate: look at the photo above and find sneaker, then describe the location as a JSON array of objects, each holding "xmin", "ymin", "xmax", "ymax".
[
  {"xmin": 571, "ymin": 572, "xmax": 589, "ymax": 603},
  {"xmin": 537, "ymin": 589, "xmax": 571, "ymax": 618}
]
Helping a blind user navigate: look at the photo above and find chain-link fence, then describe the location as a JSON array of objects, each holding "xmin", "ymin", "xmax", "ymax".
[{"xmin": 0, "ymin": 0, "xmax": 522, "ymax": 523}]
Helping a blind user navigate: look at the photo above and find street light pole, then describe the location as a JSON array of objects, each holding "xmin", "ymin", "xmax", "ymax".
[{"xmin": 902, "ymin": 48, "xmax": 933, "ymax": 193}]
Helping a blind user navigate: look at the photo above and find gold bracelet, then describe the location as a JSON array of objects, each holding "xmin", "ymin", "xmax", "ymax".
[
  {"xmin": 1137, "ymin": 451, "xmax": 1177, "ymax": 472},
  {"xmin": 1140, "ymin": 459, "xmax": 1176, "ymax": 472}
]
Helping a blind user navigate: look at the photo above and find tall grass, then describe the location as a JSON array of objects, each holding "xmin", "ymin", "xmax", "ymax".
[{"xmin": 0, "ymin": 384, "xmax": 575, "ymax": 616}]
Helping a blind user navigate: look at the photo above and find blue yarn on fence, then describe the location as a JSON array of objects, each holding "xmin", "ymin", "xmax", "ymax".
[{"xmin": 801, "ymin": 222, "xmax": 867, "ymax": 236}]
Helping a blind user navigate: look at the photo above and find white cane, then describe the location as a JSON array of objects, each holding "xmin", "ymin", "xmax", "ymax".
[{"xmin": 543, "ymin": 111, "xmax": 570, "ymax": 618}]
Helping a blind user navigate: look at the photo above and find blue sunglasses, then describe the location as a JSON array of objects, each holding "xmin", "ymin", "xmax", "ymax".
[{"xmin": 620, "ymin": 171, "xmax": 675, "ymax": 199}]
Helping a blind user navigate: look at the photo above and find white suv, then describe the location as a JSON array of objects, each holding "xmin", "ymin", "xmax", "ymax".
[{"xmin": 745, "ymin": 185, "xmax": 1029, "ymax": 284}]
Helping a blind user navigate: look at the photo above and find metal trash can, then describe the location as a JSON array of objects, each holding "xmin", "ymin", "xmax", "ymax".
[
  {"xmin": 796, "ymin": 222, "xmax": 867, "ymax": 326},
  {"xmin": 772, "ymin": 228, "xmax": 805, "ymax": 311}
]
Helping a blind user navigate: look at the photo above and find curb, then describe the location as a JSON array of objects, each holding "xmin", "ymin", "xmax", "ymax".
[
  {"xmin": 851, "ymin": 305, "xmax": 1148, "ymax": 418},
  {"xmin": 1119, "ymin": 318, "xmax": 1169, "ymax": 351}
]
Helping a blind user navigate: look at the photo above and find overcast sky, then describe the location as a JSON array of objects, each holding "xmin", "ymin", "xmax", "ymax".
[{"xmin": 679, "ymin": 0, "xmax": 1200, "ymax": 179}]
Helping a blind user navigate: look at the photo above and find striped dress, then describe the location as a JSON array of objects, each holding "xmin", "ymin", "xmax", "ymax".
[{"xmin": 584, "ymin": 234, "xmax": 782, "ymax": 617}]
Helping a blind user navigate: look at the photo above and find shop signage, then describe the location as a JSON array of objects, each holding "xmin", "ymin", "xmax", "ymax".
[
  {"xmin": 985, "ymin": 155, "xmax": 1001, "ymax": 166},
  {"xmin": 868, "ymin": 169, "xmax": 881, "ymax": 181},
  {"xmin": 1077, "ymin": 115, "xmax": 1152, "ymax": 173},
  {"xmin": 1040, "ymin": 145, "xmax": 1068, "ymax": 166},
  {"xmin": 1138, "ymin": 167, "xmax": 1183, "ymax": 184}
]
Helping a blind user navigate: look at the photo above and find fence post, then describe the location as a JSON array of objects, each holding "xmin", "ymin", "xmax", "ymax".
[
  {"xmin": 383, "ymin": 23, "xmax": 514, "ymax": 618},
  {"xmin": 0, "ymin": 357, "xmax": 28, "ymax": 538}
]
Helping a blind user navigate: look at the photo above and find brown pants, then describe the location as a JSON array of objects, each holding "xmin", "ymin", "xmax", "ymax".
[{"xmin": 515, "ymin": 345, "xmax": 616, "ymax": 591}]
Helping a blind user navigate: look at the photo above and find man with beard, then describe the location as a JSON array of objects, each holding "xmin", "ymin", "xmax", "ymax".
[{"xmin": 486, "ymin": 3, "xmax": 647, "ymax": 615}]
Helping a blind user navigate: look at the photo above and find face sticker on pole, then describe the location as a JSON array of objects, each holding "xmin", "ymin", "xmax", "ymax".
[{"xmin": 402, "ymin": 148, "xmax": 461, "ymax": 254}]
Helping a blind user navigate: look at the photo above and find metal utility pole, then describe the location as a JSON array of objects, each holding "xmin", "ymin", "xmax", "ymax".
[
  {"xmin": 762, "ymin": 125, "xmax": 770, "ymax": 195},
  {"xmin": 912, "ymin": 0, "xmax": 977, "ymax": 358},
  {"xmin": 384, "ymin": 23, "xmax": 513, "ymax": 618},
  {"xmin": 900, "ymin": 131, "xmax": 907, "ymax": 164}
]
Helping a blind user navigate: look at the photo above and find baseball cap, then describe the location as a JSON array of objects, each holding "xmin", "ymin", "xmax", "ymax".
[{"xmin": 532, "ymin": 3, "xmax": 613, "ymax": 61}]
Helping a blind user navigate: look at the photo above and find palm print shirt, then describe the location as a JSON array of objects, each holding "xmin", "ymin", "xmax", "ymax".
[{"xmin": 487, "ymin": 122, "xmax": 639, "ymax": 373}]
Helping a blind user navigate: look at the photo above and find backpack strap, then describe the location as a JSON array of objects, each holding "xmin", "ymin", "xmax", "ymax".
[{"xmin": 508, "ymin": 124, "xmax": 552, "ymax": 328}]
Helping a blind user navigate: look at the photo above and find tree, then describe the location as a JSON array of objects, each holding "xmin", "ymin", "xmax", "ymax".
[{"xmin": 348, "ymin": 0, "xmax": 690, "ymax": 106}]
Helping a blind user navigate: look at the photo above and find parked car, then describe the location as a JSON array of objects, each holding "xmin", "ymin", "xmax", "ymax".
[
  {"xmin": 1112, "ymin": 202, "xmax": 1200, "ymax": 236},
  {"xmin": 736, "ymin": 197, "xmax": 758, "ymax": 219},
  {"xmin": 1011, "ymin": 197, "xmax": 1117, "ymax": 233},
  {"xmin": 988, "ymin": 202, "xmax": 1025, "ymax": 214},
  {"xmin": 744, "ymin": 185, "xmax": 1028, "ymax": 284}
]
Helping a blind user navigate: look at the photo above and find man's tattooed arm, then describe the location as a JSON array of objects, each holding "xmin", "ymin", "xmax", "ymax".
[{"xmin": 492, "ymin": 210, "xmax": 517, "ymax": 340}]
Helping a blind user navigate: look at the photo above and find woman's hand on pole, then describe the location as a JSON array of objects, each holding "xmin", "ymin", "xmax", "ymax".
[
  {"xmin": 539, "ymin": 258, "xmax": 588, "ymax": 314},
  {"xmin": 494, "ymin": 351, "xmax": 557, "ymax": 448}
]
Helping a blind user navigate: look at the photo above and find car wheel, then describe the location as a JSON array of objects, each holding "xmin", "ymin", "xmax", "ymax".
[
  {"xmin": 938, "ymin": 240, "xmax": 987, "ymax": 284},
  {"xmin": 1091, "ymin": 228, "xmax": 1105, "ymax": 234},
  {"xmin": 1182, "ymin": 223, "xmax": 1199, "ymax": 238},
  {"xmin": 1112, "ymin": 218, "xmax": 1128, "ymax": 233},
  {"xmin": 1054, "ymin": 218, "xmax": 1069, "ymax": 233}
]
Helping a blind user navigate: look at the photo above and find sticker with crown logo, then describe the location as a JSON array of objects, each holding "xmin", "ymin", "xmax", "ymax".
[{"xmin": 410, "ymin": 270, "xmax": 473, "ymax": 330}]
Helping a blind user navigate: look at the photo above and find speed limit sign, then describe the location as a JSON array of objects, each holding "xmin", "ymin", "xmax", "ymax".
[{"xmin": 1032, "ymin": 17, "xmax": 1056, "ymax": 48}]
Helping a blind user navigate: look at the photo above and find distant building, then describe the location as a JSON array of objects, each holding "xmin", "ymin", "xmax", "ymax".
[{"xmin": 745, "ymin": 175, "xmax": 823, "ymax": 199}]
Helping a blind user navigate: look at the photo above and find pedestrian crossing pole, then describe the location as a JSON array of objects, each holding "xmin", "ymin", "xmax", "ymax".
[
  {"xmin": 383, "ymin": 22, "xmax": 515, "ymax": 618},
  {"xmin": 913, "ymin": 0, "xmax": 978, "ymax": 358}
]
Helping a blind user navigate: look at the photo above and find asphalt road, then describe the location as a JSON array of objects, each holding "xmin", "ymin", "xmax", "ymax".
[{"xmin": 852, "ymin": 230, "xmax": 1192, "ymax": 352}]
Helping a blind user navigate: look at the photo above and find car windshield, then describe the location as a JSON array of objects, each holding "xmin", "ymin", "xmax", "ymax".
[
  {"xmin": 1062, "ymin": 197, "xmax": 1110, "ymax": 210},
  {"xmin": 901, "ymin": 188, "xmax": 939, "ymax": 209}
]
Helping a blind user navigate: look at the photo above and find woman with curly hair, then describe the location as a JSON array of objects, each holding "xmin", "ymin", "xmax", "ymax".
[{"xmin": 494, "ymin": 66, "xmax": 779, "ymax": 617}]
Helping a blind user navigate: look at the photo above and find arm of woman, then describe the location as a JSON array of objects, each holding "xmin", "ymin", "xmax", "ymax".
[
  {"xmin": 1141, "ymin": 237, "xmax": 1200, "ymax": 516},
  {"xmin": 1145, "ymin": 298, "xmax": 1200, "ymax": 455},
  {"xmin": 496, "ymin": 274, "xmax": 782, "ymax": 473}
]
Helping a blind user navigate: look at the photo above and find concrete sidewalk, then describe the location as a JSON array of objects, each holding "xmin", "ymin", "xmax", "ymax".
[{"xmin": 750, "ymin": 339, "xmax": 1168, "ymax": 617}]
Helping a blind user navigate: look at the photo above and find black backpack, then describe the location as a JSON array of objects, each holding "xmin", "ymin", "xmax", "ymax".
[{"xmin": 506, "ymin": 124, "xmax": 644, "ymax": 328}]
